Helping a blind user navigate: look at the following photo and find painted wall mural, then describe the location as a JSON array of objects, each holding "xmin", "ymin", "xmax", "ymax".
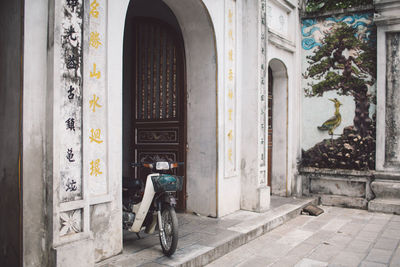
[{"xmin": 301, "ymin": 13, "xmax": 377, "ymax": 170}]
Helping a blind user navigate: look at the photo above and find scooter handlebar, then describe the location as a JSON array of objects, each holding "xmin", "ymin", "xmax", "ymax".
[
  {"xmin": 131, "ymin": 162, "xmax": 153, "ymax": 168},
  {"xmin": 130, "ymin": 162, "xmax": 184, "ymax": 169}
]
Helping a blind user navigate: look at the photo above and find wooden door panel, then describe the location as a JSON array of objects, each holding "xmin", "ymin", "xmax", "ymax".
[
  {"xmin": 136, "ymin": 127, "xmax": 180, "ymax": 145},
  {"xmin": 132, "ymin": 18, "xmax": 186, "ymax": 210}
]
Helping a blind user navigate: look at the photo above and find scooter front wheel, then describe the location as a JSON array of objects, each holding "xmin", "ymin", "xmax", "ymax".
[{"xmin": 159, "ymin": 205, "xmax": 178, "ymax": 256}]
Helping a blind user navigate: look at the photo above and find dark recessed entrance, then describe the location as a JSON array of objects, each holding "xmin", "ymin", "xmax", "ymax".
[{"xmin": 123, "ymin": 0, "xmax": 186, "ymax": 211}]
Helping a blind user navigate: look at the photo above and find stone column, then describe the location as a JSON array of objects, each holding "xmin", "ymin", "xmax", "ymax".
[
  {"xmin": 49, "ymin": 0, "xmax": 127, "ymax": 264},
  {"xmin": 375, "ymin": 0, "xmax": 400, "ymax": 173},
  {"xmin": 370, "ymin": 0, "xmax": 400, "ymax": 214},
  {"xmin": 240, "ymin": 0, "xmax": 270, "ymax": 212}
]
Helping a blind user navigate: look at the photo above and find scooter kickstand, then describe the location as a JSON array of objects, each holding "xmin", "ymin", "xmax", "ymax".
[{"xmin": 136, "ymin": 233, "xmax": 141, "ymax": 239}]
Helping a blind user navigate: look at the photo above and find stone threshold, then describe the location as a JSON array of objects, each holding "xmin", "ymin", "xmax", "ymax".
[{"xmin": 96, "ymin": 196, "xmax": 318, "ymax": 267}]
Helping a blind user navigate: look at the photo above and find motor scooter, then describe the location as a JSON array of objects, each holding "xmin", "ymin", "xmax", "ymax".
[{"xmin": 122, "ymin": 161, "xmax": 183, "ymax": 256}]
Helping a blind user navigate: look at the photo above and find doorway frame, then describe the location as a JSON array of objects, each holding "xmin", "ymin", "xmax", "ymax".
[
  {"xmin": 123, "ymin": 15, "xmax": 188, "ymax": 211},
  {"xmin": 268, "ymin": 58, "xmax": 289, "ymax": 196}
]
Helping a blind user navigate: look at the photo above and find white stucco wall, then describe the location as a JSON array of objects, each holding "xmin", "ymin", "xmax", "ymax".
[
  {"xmin": 23, "ymin": 0, "xmax": 50, "ymax": 265},
  {"xmin": 202, "ymin": 0, "xmax": 242, "ymax": 217}
]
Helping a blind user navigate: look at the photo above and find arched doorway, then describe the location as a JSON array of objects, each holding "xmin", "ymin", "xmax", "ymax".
[
  {"xmin": 123, "ymin": 0, "xmax": 186, "ymax": 210},
  {"xmin": 121, "ymin": 0, "xmax": 218, "ymax": 216},
  {"xmin": 268, "ymin": 59, "xmax": 288, "ymax": 196}
]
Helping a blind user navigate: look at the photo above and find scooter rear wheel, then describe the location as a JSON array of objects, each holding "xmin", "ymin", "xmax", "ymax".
[{"xmin": 159, "ymin": 205, "xmax": 178, "ymax": 256}]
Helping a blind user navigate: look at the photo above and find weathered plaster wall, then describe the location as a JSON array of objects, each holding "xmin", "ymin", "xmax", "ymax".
[
  {"xmin": 22, "ymin": 0, "xmax": 51, "ymax": 266},
  {"xmin": 163, "ymin": 0, "xmax": 218, "ymax": 217},
  {"xmin": 239, "ymin": 0, "xmax": 270, "ymax": 212},
  {"xmin": 385, "ymin": 32, "xmax": 400, "ymax": 166},
  {"xmin": 0, "ymin": 1, "xmax": 23, "ymax": 266},
  {"xmin": 204, "ymin": 0, "xmax": 242, "ymax": 217},
  {"xmin": 89, "ymin": 0, "xmax": 129, "ymax": 262}
]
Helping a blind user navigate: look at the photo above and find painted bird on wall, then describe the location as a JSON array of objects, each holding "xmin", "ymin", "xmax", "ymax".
[{"xmin": 318, "ymin": 98, "xmax": 342, "ymax": 135}]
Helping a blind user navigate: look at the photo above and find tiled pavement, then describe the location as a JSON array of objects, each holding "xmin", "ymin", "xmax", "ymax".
[
  {"xmin": 206, "ymin": 206, "xmax": 400, "ymax": 267},
  {"xmin": 97, "ymin": 196, "xmax": 317, "ymax": 267}
]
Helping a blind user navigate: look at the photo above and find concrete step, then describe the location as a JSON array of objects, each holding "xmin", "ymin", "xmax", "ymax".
[
  {"xmin": 371, "ymin": 180, "xmax": 400, "ymax": 199},
  {"xmin": 319, "ymin": 194, "xmax": 368, "ymax": 209},
  {"xmin": 97, "ymin": 197, "xmax": 318, "ymax": 267},
  {"xmin": 368, "ymin": 198, "xmax": 400, "ymax": 215}
]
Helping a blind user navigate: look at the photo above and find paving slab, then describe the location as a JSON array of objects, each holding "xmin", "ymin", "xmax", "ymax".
[
  {"xmin": 390, "ymin": 246, "xmax": 400, "ymax": 267},
  {"xmin": 374, "ymin": 238, "xmax": 399, "ymax": 251},
  {"xmin": 329, "ymin": 251, "xmax": 366, "ymax": 267},
  {"xmin": 347, "ymin": 239, "xmax": 373, "ymax": 253},
  {"xmin": 308, "ymin": 243, "xmax": 342, "ymax": 262},
  {"xmin": 366, "ymin": 248, "xmax": 393, "ymax": 264},
  {"xmin": 276, "ymin": 229, "xmax": 314, "ymax": 247},
  {"xmin": 360, "ymin": 261, "xmax": 388, "ymax": 267},
  {"xmin": 295, "ymin": 258, "xmax": 328, "ymax": 267}
]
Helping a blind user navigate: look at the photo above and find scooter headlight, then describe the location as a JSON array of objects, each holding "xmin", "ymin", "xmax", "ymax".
[{"xmin": 156, "ymin": 161, "xmax": 170, "ymax": 170}]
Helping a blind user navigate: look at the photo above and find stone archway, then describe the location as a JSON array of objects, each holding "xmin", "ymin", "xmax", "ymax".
[
  {"xmin": 268, "ymin": 58, "xmax": 288, "ymax": 196},
  {"xmin": 113, "ymin": 0, "xmax": 218, "ymax": 217}
]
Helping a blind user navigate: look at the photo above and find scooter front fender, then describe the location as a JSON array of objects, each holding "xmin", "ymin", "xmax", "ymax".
[{"xmin": 129, "ymin": 174, "xmax": 158, "ymax": 232}]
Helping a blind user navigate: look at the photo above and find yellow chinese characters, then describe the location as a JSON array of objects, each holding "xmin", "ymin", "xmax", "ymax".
[
  {"xmin": 90, "ymin": 128, "xmax": 103, "ymax": 144},
  {"xmin": 228, "ymin": 108, "xmax": 233, "ymax": 121},
  {"xmin": 90, "ymin": 159, "xmax": 103, "ymax": 176},
  {"xmin": 227, "ymin": 130, "xmax": 233, "ymax": 141},
  {"xmin": 89, "ymin": 94, "xmax": 102, "ymax": 112},
  {"xmin": 90, "ymin": 63, "xmax": 101, "ymax": 79},
  {"xmin": 228, "ymin": 29, "xmax": 234, "ymax": 40},
  {"xmin": 228, "ymin": 69, "xmax": 233, "ymax": 81},
  {"xmin": 90, "ymin": 0, "xmax": 100, "ymax": 18},
  {"xmin": 90, "ymin": 32, "xmax": 102, "ymax": 49},
  {"xmin": 228, "ymin": 148, "xmax": 233, "ymax": 162},
  {"xmin": 228, "ymin": 49, "xmax": 233, "ymax": 61},
  {"xmin": 228, "ymin": 88, "xmax": 233, "ymax": 99},
  {"xmin": 228, "ymin": 9, "xmax": 233, "ymax": 24}
]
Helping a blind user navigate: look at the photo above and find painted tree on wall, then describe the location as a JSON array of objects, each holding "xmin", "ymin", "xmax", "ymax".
[
  {"xmin": 304, "ymin": 22, "xmax": 376, "ymax": 137},
  {"xmin": 305, "ymin": 0, "xmax": 373, "ymax": 13}
]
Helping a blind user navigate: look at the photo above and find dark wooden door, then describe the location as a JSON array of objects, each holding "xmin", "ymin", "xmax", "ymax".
[{"xmin": 132, "ymin": 19, "xmax": 186, "ymax": 210}]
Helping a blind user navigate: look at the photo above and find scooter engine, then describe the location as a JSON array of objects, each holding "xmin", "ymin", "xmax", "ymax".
[{"xmin": 123, "ymin": 211, "xmax": 135, "ymax": 229}]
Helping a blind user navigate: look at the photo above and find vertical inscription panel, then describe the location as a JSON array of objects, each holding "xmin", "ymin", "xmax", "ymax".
[
  {"xmin": 259, "ymin": 0, "xmax": 267, "ymax": 185},
  {"xmin": 59, "ymin": 0, "xmax": 84, "ymax": 202},
  {"xmin": 86, "ymin": 0, "xmax": 108, "ymax": 197},
  {"xmin": 385, "ymin": 32, "xmax": 400, "ymax": 166},
  {"xmin": 224, "ymin": 0, "xmax": 237, "ymax": 177}
]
